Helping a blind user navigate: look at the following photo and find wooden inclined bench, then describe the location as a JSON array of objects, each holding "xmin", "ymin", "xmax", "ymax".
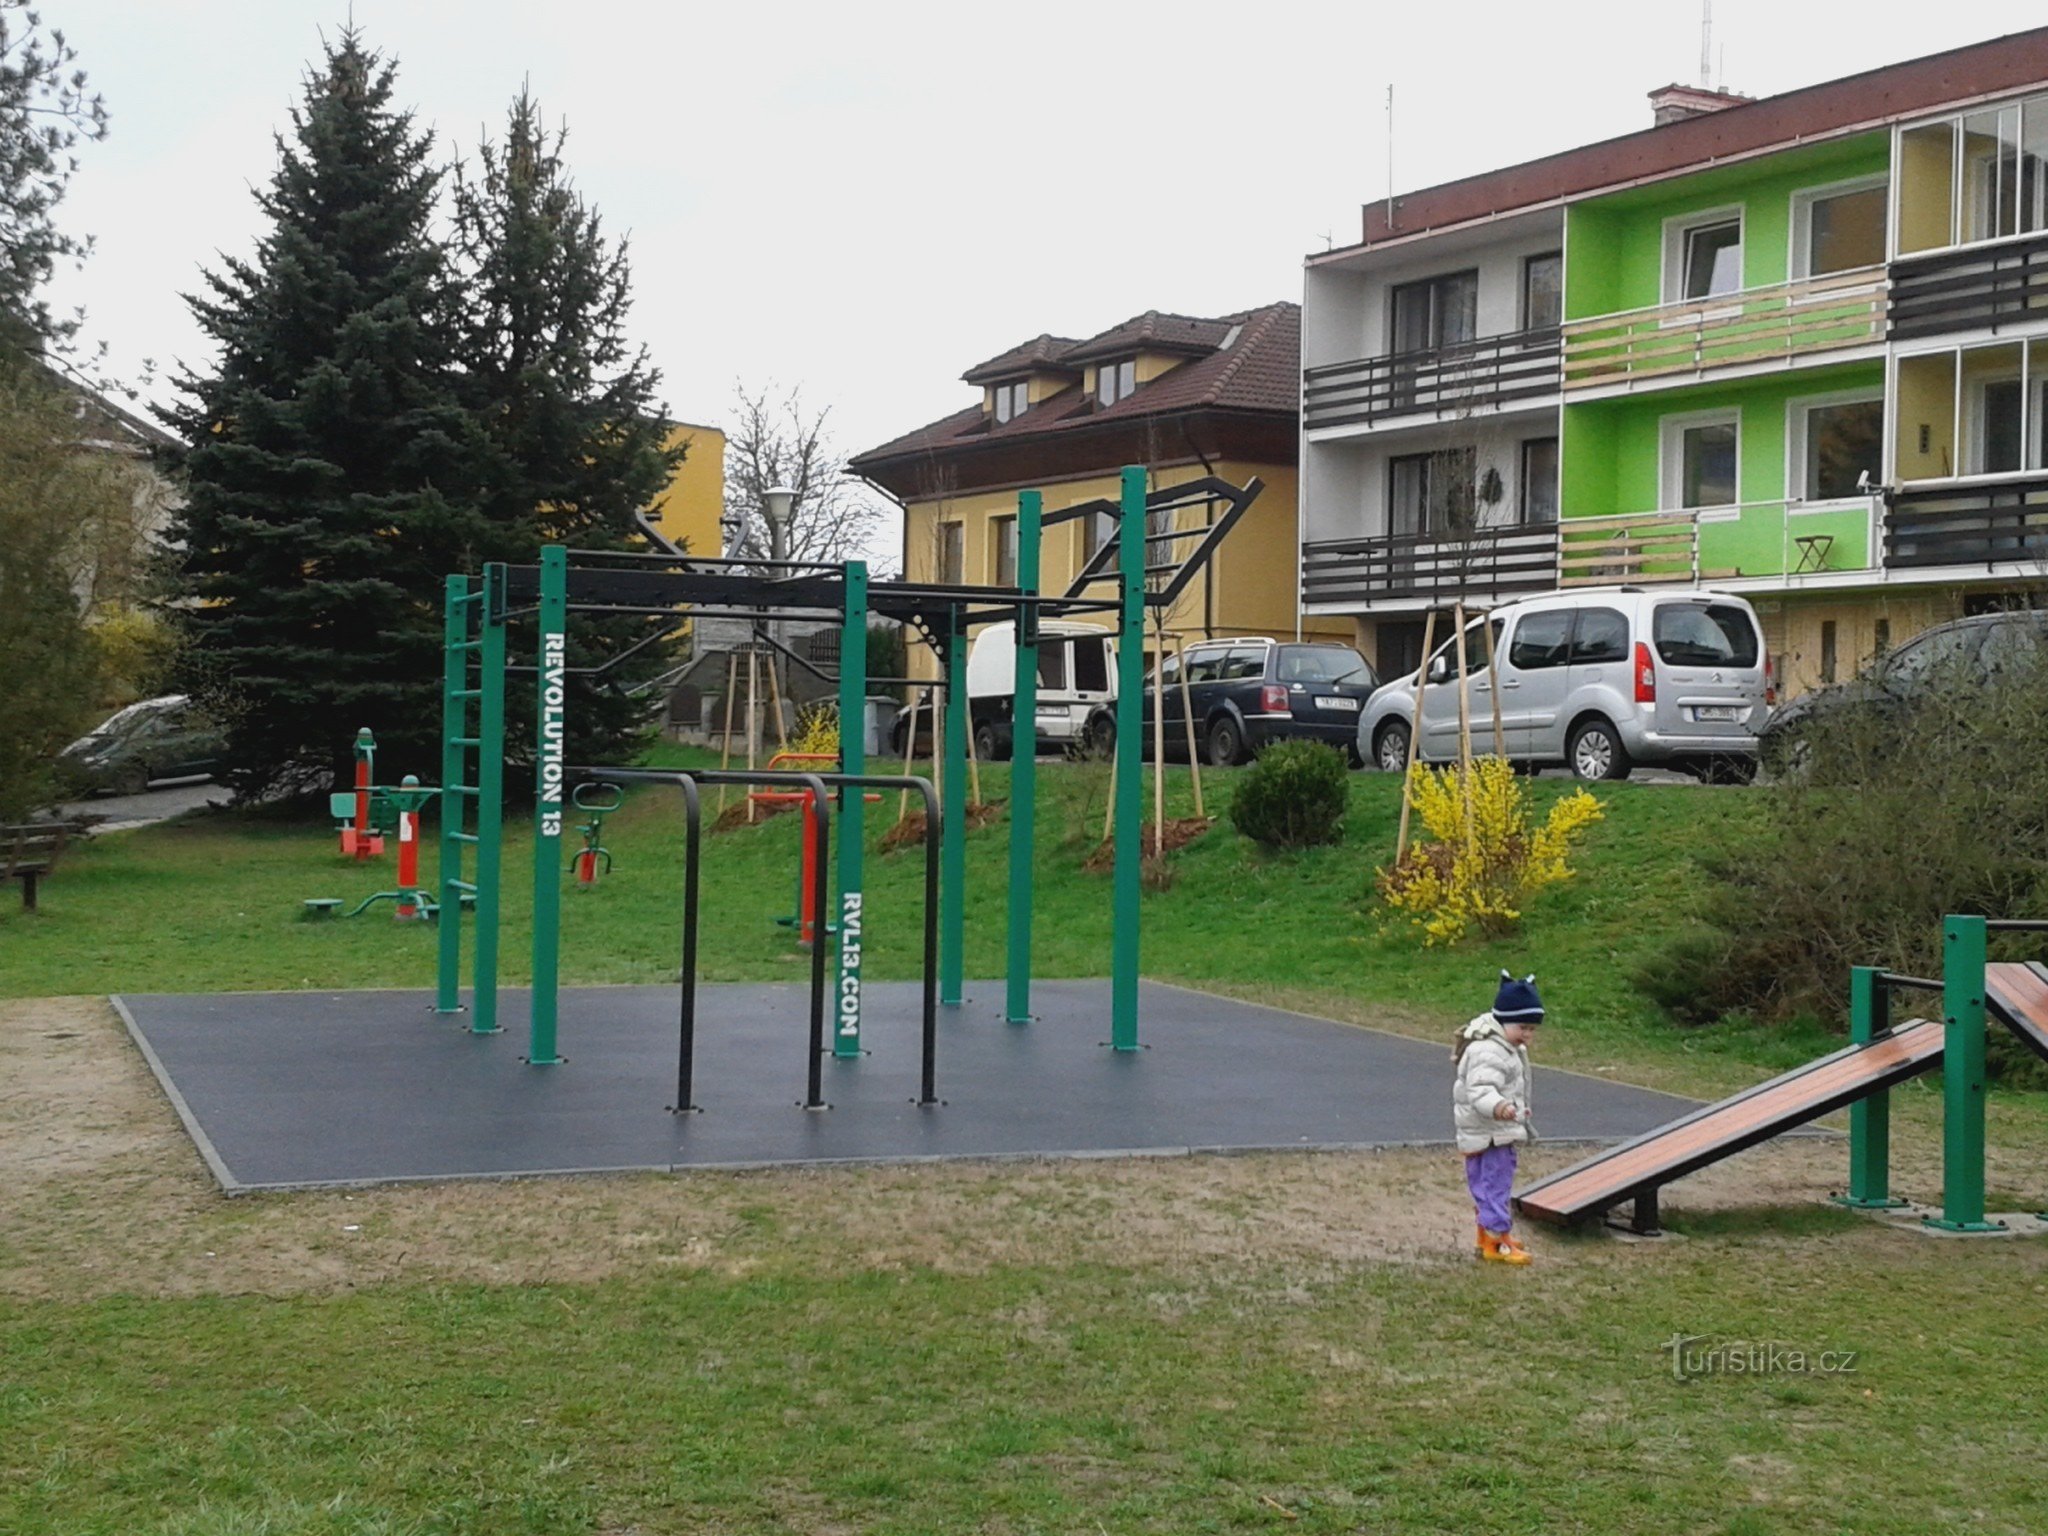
[{"xmin": 0, "ymin": 821, "xmax": 76, "ymax": 912}]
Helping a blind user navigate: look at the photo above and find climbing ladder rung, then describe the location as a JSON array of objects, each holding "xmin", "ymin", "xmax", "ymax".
[
  {"xmin": 450, "ymin": 688, "xmax": 483, "ymax": 700},
  {"xmin": 445, "ymin": 878, "xmax": 477, "ymax": 894},
  {"xmin": 449, "ymin": 831, "xmax": 480, "ymax": 845},
  {"xmin": 451, "ymin": 737, "xmax": 482, "ymax": 748},
  {"xmin": 447, "ymin": 639, "xmax": 483, "ymax": 653},
  {"xmin": 452, "ymin": 590, "xmax": 486, "ymax": 605},
  {"xmin": 445, "ymin": 784, "xmax": 480, "ymax": 797}
]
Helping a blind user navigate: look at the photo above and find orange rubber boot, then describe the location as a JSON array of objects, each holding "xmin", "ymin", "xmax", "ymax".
[
  {"xmin": 1480, "ymin": 1229, "xmax": 1532, "ymax": 1266},
  {"xmin": 1474, "ymin": 1223, "xmax": 1491, "ymax": 1260}
]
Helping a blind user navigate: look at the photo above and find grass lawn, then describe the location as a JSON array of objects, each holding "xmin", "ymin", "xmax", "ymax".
[{"xmin": 4, "ymin": 754, "xmax": 2046, "ymax": 1533}]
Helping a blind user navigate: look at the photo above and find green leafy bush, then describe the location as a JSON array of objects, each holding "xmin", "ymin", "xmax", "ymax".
[{"xmin": 1229, "ymin": 739, "xmax": 1348, "ymax": 849}]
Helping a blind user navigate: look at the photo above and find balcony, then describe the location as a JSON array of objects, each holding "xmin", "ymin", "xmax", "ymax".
[
  {"xmin": 1890, "ymin": 232, "xmax": 2048, "ymax": 341},
  {"xmin": 1885, "ymin": 476, "xmax": 2048, "ymax": 569},
  {"xmin": 1561, "ymin": 266, "xmax": 1886, "ymax": 394},
  {"xmin": 1301, "ymin": 327, "xmax": 1561, "ymax": 433},
  {"xmin": 1301, "ymin": 523, "xmax": 1560, "ymax": 606}
]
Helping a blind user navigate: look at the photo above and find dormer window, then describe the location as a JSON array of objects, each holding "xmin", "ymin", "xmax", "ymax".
[
  {"xmin": 1096, "ymin": 358, "xmax": 1136, "ymax": 407},
  {"xmin": 992, "ymin": 380, "xmax": 1029, "ymax": 424}
]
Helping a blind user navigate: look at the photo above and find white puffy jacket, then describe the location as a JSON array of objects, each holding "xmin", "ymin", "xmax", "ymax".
[{"xmin": 1452, "ymin": 1012, "xmax": 1532, "ymax": 1154}]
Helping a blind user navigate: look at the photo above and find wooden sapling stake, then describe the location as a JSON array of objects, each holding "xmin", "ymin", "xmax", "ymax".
[
  {"xmin": 1481, "ymin": 606, "xmax": 1506, "ymax": 760},
  {"xmin": 1393, "ymin": 607, "xmax": 1438, "ymax": 865},
  {"xmin": 716, "ymin": 652, "xmax": 739, "ymax": 814}
]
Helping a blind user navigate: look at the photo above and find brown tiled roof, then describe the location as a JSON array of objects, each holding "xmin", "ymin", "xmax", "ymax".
[
  {"xmin": 1324, "ymin": 24, "xmax": 2048, "ymax": 253},
  {"xmin": 849, "ymin": 302, "xmax": 1298, "ymax": 474},
  {"xmin": 1061, "ymin": 310, "xmax": 1235, "ymax": 365},
  {"xmin": 961, "ymin": 333, "xmax": 1081, "ymax": 385}
]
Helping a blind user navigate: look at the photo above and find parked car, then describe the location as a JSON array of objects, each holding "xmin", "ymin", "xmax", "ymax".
[
  {"xmin": 1085, "ymin": 637, "xmax": 1380, "ymax": 766},
  {"xmin": 892, "ymin": 619, "xmax": 1116, "ymax": 760},
  {"xmin": 1759, "ymin": 610, "xmax": 2048, "ymax": 772},
  {"xmin": 58, "ymin": 695, "xmax": 226, "ymax": 795},
  {"xmin": 1357, "ymin": 587, "xmax": 1769, "ymax": 782}
]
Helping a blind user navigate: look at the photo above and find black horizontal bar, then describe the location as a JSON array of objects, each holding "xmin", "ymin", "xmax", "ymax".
[
  {"xmin": 1878, "ymin": 971, "xmax": 1944, "ymax": 992},
  {"xmin": 1985, "ymin": 919, "xmax": 2048, "ymax": 932}
]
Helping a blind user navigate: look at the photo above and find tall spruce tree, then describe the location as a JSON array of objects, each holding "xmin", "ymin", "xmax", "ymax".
[
  {"xmin": 162, "ymin": 33, "xmax": 484, "ymax": 797},
  {"xmin": 453, "ymin": 90, "xmax": 680, "ymax": 761}
]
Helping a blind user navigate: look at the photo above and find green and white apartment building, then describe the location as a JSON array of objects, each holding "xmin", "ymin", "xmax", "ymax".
[{"xmin": 1301, "ymin": 27, "xmax": 2048, "ymax": 695}]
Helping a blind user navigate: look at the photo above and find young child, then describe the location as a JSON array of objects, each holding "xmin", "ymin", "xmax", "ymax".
[{"xmin": 1453, "ymin": 971, "xmax": 1542, "ymax": 1265}]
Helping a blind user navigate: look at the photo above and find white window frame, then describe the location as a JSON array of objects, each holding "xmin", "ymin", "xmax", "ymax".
[
  {"xmin": 1889, "ymin": 91, "xmax": 2048, "ymax": 259},
  {"xmin": 1891, "ymin": 337, "xmax": 2048, "ymax": 485},
  {"xmin": 992, "ymin": 380, "xmax": 1028, "ymax": 424},
  {"xmin": 1661, "ymin": 205, "xmax": 1746, "ymax": 307},
  {"xmin": 1964, "ymin": 364, "xmax": 2046, "ymax": 478},
  {"xmin": 1660, "ymin": 407, "xmax": 1743, "ymax": 521},
  {"xmin": 1789, "ymin": 174, "xmax": 1890, "ymax": 281},
  {"xmin": 1785, "ymin": 389, "xmax": 1885, "ymax": 511}
]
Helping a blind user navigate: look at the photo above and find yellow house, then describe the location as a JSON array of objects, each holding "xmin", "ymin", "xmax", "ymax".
[
  {"xmin": 650, "ymin": 421, "xmax": 726, "ymax": 557},
  {"xmin": 849, "ymin": 304, "xmax": 1342, "ymax": 680}
]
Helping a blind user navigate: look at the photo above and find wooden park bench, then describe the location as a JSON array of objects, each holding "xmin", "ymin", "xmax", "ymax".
[{"xmin": 0, "ymin": 821, "xmax": 76, "ymax": 912}]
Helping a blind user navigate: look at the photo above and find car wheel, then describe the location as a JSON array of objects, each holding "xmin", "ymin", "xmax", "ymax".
[
  {"xmin": 1206, "ymin": 716, "xmax": 1245, "ymax": 767},
  {"xmin": 1086, "ymin": 715, "xmax": 1115, "ymax": 757},
  {"xmin": 972, "ymin": 721, "xmax": 1006, "ymax": 762},
  {"xmin": 1567, "ymin": 719, "xmax": 1631, "ymax": 782},
  {"xmin": 1373, "ymin": 720, "xmax": 1411, "ymax": 774}
]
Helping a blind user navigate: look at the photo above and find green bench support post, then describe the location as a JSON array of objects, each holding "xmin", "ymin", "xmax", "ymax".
[
  {"xmin": 1110, "ymin": 464, "xmax": 1145, "ymax": 1052},
  {"xmin": 835, "ymin": 560, "xmax": 868, "ymax": 1058},
  {"xmin": 940, "ymin": 605, "xmax": 967, "ymax": 1006},
  {"xmin": 1835, "ymin": 965, "xmax": 1905, "ymax": 1209},
  {"xmin": 1005, "ymin": 489, "xmax": 1042, "ymax": 1026},
  {"xmin": 527, "ymin": 545, "xmax": 568, "ymax": 1066},
  {"xmin": 1928, "ymin": 914, "xmax": 2001, "ymax": 1232},
  {"xmin": 473, "ymin": 563, "xmax": 507, "ymax": 1036}
]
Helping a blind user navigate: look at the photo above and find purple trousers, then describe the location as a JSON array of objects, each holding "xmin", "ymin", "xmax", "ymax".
[{"xmin": 1464, "ymin": 1143, "xmax": 1518, "ymax": 1233}]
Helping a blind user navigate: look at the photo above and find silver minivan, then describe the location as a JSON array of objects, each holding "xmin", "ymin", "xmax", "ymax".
[{"xmin": 1356, "ymin": 587, "xmax": 1769, "ymax": 782}]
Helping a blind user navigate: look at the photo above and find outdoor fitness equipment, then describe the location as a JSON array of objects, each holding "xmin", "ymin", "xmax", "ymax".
[
  {"xmin": 306, "ymin": 773, "xmax": 444, "ymax": 920},
  {"xmin": 431, "ymin": 465, "xmax": 1265, "ymax": 1084},
  {"xmin": 566, "ymin": 781, "xmax": 620, "ymax": 887},
  {"xmin": 333, "ymin": 727, "xmax": 389, "ymax": 859}
]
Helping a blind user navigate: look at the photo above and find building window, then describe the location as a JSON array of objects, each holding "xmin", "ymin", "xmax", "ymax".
[
  {"xmin": 937, "ymin": 521, "xmax": 963, "ymax": 585},
  {"xmin": 1388, "ymin": 447, "xmax": 1476, "ymax": 537},
  {"xmin": 1661, "ymin": 412, "xmax": 1740, "ymax": 513},
  {"xmin": 1095, "ymin": 359, "xmax": 1136, "ymax": 408},
  {"xmin": 992, "ymin": 380, "xmax": 1029, "ymax": 424},
  {"xmin": 992, "ymin": 514, "xmax": 1018, "ymax": 586},
  {"xmin": 1896, "ymin": 338, "xmax": 2048, "ymax": 480},
  {"xmin": 1665, "ymin": 211, "xmax": 1743, "ymax": 302},
  {"xmin": 1522, "ymin": 252, "xmax": 1562, "ymax": 331},
  {"xmin": 1898, "ymin": 95, "xmax": 2048, "ymax": 254},
  {"xmin": 1391, "ymin": 270, "xmax": 1478, "ymax": 355},
  {"xmin": 1793, "ymin": 178, "xmax": 1888, "ymax": 277},
  {"xmin": 1080, "ymin": 507, "xmax": 1115, "ymax": 563},
  {"xmin": 1793, "ymin": 396, "xmax": 1883, "ymax": 501},
  {"xmin": 1519, "ymin": 437, "xmax": 1559, "ymax": 524}
]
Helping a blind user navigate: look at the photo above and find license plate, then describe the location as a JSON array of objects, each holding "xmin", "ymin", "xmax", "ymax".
[
  {"xmin": 1693, "ymin": 705, "xmax": 1741, "ymax": 722},
  {"xmin": 1315, "ymin": 696, "xmax": 1361, "ymax": 711}
]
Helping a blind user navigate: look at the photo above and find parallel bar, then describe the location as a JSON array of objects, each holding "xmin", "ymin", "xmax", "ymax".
[
  {"xmin": 1834, "ymin": 966, "xmax": 1906, "ymax": 1210},
  {"xmin": 1006, "ymin": 488, "xmax": 1042, "ymax": 1026}
]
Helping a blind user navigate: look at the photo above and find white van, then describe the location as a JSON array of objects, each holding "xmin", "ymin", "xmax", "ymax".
[
  {"xmin": 893, "ymin": 620, "xmax": 1115, "ymax": 759},
  {"xmin": 1356, "ymin": 587, "xmax": 1770, "ymax": 782}
]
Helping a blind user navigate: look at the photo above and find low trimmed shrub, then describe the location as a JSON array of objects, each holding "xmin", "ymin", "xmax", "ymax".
[{"xmin": 1229, "ymin": 739, "xmax": 1348, "ymax": 849}]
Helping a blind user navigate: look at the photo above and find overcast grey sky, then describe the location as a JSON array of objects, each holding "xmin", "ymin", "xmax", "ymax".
[{"xmin": 42, "ymin": 1, "xmax": 2048, "ymax": 466}]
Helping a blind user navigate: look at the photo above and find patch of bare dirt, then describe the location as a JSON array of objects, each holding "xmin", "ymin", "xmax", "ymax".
[
  {"xmin": 710, "ymin": 797, "xmax": 799, "ymax": 833},
  {"xmin": 1082, "ymin": 816, "xmax": 1214, "ymax": 872},
  {"xmin": 2, "ymin": 995, "xmax": 2033, "ymax": 1305},
  {"xmin": 878, "ymin": 801, "xmax": 1003, "ymax": 853}
]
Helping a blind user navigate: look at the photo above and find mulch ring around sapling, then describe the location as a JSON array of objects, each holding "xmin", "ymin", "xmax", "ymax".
[
  {"xmin": 1082, "ymin": 816, "xmax": 1215, "ymax": 872},
  {"xmin": 711, "ymin": 797, "xmax": 801, "ymax": 834},
  {"xmin": 879, "ymin": 800, "xmax": 1005, "ymax": 852}
]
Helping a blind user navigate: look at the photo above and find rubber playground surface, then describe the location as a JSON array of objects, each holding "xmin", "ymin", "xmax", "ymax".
[{"xmin": 115, "ymin": 980, "xmax": 1700, "ymax": 1193}]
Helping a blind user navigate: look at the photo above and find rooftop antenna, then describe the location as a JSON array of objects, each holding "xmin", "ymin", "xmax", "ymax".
[
  {"xmin": 1385, "ymin": 84, "xmax": 1396, "ymax": 231},
  {"xmin": 1700, "ymin": 0, "xmax": 1713, "ymax": 89}
]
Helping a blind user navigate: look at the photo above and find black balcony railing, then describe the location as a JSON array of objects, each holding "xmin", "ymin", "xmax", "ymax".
[
  {"xmin": 1302, "ymin": 328, "xmax": 1561, "ymax": 431},
  {"xmin": 1885, "ymin": 475, "xmax": 2048, "ymax": 569},
  {"xmin": 1301, "ymin": 523, "xmax": 1561, "ymax": 606},
  {"xmin": 1889, "ymin": 232, "xmax": 2048, "ymax": 341}
]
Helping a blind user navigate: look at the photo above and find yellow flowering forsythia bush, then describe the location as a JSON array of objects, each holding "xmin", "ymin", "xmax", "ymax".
[
  {"xmin": 790, "ymin": 702, "xmax": 840, "ymax": 758},
  {"xmin": 1377, "ymin": 756, "xmax": 1605, "ymax": 945}
]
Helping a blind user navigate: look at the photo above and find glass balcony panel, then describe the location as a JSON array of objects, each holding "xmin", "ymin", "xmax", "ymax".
[
  {"xmin": 1898, "ymin": 121, "xmax": 1957, "ymax": 255},
  {"xmin": 1894, "ymin": 352, "xmax": 1957, "ymax": 481},
  {"xmin": 1959, "ymin": 342, "xmax": 2026, "ymax": 475}
]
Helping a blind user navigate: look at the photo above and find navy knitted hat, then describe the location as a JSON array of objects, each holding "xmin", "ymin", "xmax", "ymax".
[{"xmin": 1492, "ymin": 970, "xmax": 1545, "ymax": 1024}]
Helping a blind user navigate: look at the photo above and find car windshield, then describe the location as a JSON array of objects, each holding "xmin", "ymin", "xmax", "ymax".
[
  {"xmin": 1653, "ymin": 603, "xmax": 1758, "ymax": 667},
  {"xmin": 87, "ymin": 698, "xmax": 182, "ymax": 742},
  {"xmin": 1278, "ymin": 646, "xmax": 1372, "ymax": 684}
]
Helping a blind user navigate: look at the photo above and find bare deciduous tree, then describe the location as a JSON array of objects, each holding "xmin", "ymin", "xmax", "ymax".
[{"xmin": 723, "ymin": 381, "xmax": 887, "ymax": 566}]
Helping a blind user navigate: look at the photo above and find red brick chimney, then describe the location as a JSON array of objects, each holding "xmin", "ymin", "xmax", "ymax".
[{"xmin": 1648, "ymin": 83, "xmax": 1752, "ymax": 126}]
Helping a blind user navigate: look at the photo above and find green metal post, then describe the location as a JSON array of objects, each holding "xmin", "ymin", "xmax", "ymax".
[
  {"xmin": 1109, "ymin": 465, "xmax": 1145, "ymax": 1051},
  {"xmin": 435, "ymin": 574, "xmax": 469, "ymax": 1014},
  {"xmin": 1834, "ymin": 966, "xmax": 1905, "ymax": 1209},
  {"xmin": 473, "ymin": 564, "xmax": 507, "ymax": 1036},
  {"xmin": 1927, "ymin": 915, "xmax": 2001, "ymax": 1231},
  {"xmin": 940, "ymin": 608, "xmax": 967, "ymax": 1005},
  {"xmin": 527, "ymin": 545, "xmax": 568, "ymax": 1066},
  {"xmin": 1005, "ymin": 489, "xmax": 1042, "ymax": 1025},
  {"xmin": 834, "ymin": 561, "xmax": 868, "ymax": 1058}
]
